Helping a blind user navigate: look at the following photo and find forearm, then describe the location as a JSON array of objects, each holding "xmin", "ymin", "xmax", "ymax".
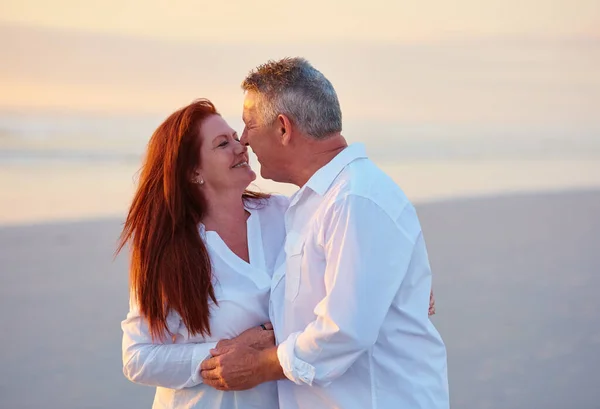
[
  {"xmin": 123, "ymin": 341, "xmax": 218, "ymax": 389},
  {"xmin": 277, "ymin": 321, "xmax": 376, "ymax": 387},
  {"xmin": 257, "ymin": 346, "xmax": 286, "ymax": 383}
]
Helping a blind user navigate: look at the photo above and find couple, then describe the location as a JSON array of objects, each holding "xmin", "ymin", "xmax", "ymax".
[{"xmin": 119, "ymin": 57, "xmax": 449, "ymax": 409}]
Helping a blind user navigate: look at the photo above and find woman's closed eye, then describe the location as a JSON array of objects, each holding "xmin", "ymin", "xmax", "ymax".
[{"xmin": 216, "ymin": 134, "xmax": 239, "ymax": 148}]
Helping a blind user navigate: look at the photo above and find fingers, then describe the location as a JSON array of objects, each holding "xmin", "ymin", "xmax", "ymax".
[
  {"xmin": 209, "ymin": 346, "xmax": 230, "ymax": 357},
  {"xmin": 216, "ymin": 339, "xmax": 233, "ymax": 349},
  {"xmin": 200, "ymin": 368, "xmax": 220, "ymax": 381},
  {"xmin": 202, "ymin": 374, "xmax": 229, "ymax": 390},
  {"xmin": 262, "ymin": 330, "xmax": 275, "ymax": 342},
  {"xmin": 200, "ymin": 368, "xmax": 234, "ymax": 391},
  {"xmin": 200, "ymin": 346, "xmax": 232, "ymax": 371},
  {"xmin": 207, "ymin": 379, "xmax": 231, "ymax": 391},
  {"xmin": 210, "ymin": 347, "xmax": 229, "ymax": 358},
  {"xmin": 261, "ymin": 322, "xmax": 274, "ymax": 331},
  {"xmin": 200, "ymin": 356, "xmax": 219, "ymax": 371},
  {"xmin": 203, "ymin": 377, "xmax": 220, "ymax": 388},
  {"xmin": 204, "ymin": 379, "xmax": 223, "ymax": 389}
]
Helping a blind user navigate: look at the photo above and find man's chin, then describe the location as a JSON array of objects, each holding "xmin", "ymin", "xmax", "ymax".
[
  {"xmin": 260, "ymin": 168, "xmax": 286, "ymax": 183},
  {"xmin": 259, "ymin": 167, "xmax": 270, "ymax": 180}
]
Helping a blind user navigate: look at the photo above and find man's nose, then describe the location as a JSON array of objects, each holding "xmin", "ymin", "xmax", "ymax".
[{"xmin": 240, "ymin": 129, "xmax": 250, "ymax": 147}]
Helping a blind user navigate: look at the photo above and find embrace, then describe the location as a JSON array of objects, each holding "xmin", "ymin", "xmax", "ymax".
[{"xmin": 118, "ymin": 57, "xmax": 449, "ymax": 409}]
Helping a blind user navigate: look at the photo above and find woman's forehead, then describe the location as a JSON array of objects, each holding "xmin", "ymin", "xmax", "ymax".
[{"xmin": 201, "ymin": 115, "xmax": 235, "ymax": 138}]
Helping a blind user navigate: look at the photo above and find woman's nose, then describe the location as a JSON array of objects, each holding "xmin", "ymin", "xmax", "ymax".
[{"xmin": 235, "ymin": 139, "xmax": 247, "ymax": 154}]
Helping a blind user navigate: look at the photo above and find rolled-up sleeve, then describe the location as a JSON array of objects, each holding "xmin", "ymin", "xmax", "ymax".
[
  {"xmin": 277, "ymin": 195, "xmax": 419, "ymax": 386},
  {"xmin": 121, "ymin": 298, "xmax": 218, "ymax": 389}
]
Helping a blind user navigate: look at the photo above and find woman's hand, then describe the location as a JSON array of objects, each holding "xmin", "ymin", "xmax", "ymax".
[{"xmin": 216, "ymin": 323, "xmax": 275, "ymax": 350}]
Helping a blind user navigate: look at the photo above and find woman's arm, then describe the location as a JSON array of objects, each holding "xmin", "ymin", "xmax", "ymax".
[{"xmin": 121, "ymin": 298, "xmax": 218, "ymax": 390}]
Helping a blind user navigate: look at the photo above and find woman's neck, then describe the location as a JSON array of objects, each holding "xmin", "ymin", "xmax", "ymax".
[{"xmin": 201, "ymin": 190, "xmax": 248, "ymax": 231}]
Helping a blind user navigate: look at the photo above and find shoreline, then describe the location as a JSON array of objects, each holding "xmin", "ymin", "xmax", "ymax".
[
  {"xmin": 2, "ymin": 155, "xmax": 600, "ymax": 226},
  {"xmin": 2, "ymin": 186, "xmax": 599, "ymax": 229}
]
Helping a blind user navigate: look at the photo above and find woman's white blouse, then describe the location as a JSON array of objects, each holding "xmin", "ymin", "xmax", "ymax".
[{"xmin": 121, "ymin": 195, "xmax": 288, "ymax": 409}]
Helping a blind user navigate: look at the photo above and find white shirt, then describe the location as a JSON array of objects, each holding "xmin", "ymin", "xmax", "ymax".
[
  {"xmin": 270, "ymin": 144, "xmax": 450, "ymax": 409},
  {"xmin": 122, "ymin": 195, "xmax": 288, "ymax": 409}
]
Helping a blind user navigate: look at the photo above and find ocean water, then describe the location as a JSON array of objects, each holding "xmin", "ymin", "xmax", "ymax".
[{"xmin": 1, "ymin": 112, "xmax": 599, "ymax": 225}]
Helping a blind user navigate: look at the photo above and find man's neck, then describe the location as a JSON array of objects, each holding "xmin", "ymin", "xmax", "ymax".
[{"xmin": 291, "ymin": 134, "xmax": 348, "ymax": 187}]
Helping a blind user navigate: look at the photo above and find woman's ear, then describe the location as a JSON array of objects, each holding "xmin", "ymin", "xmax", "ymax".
[{"xmin": 189, "ymin": 170, "xmax": 203, "ymax": 185}]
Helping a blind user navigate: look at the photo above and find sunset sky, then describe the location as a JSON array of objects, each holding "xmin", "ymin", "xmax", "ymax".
[
  {"xmin": 1, "ymin": 0, "xmax": 599, "ymax": 41},
  {"xmin": 1, "ymin": 1, "xmax": 598, "ymax": 124}
]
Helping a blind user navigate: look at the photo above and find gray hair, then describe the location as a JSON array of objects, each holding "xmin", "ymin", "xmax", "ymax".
[{"xmin": 241, "ymin": 57, "xmax": 342, "ymax": 139}]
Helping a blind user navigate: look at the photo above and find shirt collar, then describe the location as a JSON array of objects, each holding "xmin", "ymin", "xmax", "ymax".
[{"xmin": 304, "ymin": 143, "xmax": 367, "ymax": 196}]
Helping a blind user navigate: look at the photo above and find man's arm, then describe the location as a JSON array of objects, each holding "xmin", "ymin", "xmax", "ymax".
[{"xmin": 277, "ymin": 195, "xmax": 421, "ymax": 386}]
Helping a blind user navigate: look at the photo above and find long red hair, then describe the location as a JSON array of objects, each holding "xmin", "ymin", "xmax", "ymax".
[{"xmin": 117, "ymin": 99, "xmax": 265, "ymax": 341}]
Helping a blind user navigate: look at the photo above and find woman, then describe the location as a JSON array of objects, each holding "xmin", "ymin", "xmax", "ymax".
[{"xmin": 118, "ymin": 99, "xmax": 287, "ymax": 408}]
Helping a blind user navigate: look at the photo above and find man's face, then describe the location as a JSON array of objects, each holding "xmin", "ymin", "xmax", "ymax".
[{"xmin": 240, "ymin": 92, "xmax": 284, "ymax": 182}]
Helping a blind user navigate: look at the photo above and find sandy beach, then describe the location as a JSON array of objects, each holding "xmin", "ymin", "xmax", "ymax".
[{"xmin": 0, "ymin": 189, "xmax": 599, "ymax": 409}]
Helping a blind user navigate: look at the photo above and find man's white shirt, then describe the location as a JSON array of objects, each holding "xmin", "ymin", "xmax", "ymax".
[{"xmin": 270, "ymin": 143, "xmax": 450, "ymax": 409}]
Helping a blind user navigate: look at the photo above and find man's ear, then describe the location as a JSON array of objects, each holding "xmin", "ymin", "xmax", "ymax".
[{"xmin": 278, "ymin": 114, "xmax": 294, "ymax": 146}]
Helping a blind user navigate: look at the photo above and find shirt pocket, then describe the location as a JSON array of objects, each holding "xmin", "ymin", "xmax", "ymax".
[{"xmin": 284, "ymin": 231, "xmax": 306, "ymax": 302}]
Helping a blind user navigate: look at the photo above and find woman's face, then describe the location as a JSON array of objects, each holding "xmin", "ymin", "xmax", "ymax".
[{"xmin": 195, "ymin": 115, "xmax": 256, "ymax": 194}]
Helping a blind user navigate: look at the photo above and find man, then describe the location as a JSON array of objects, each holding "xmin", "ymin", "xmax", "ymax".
[{"xmin": 201, "ymin": 57, "xmax": 449, "ymax": 409}]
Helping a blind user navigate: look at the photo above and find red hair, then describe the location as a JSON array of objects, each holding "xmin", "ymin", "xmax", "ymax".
[{"xmin": 117, "ymin": 99, "xmax": 266, "ymax": 341}]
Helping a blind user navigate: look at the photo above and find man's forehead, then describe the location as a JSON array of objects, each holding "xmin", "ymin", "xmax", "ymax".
[
  {"xmin": 243, "ymin": 93, "xmax": 257, "ymax": 111},
  {"xmin": 242, "ymin": 102, "xmax": 258, "ymax": 125}
]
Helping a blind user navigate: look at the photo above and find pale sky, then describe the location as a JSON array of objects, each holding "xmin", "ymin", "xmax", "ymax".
[
  {"xmin": 0, "ymin": 1, "xmax": 599, "ymax": 124},
  {"xmin": 1, "ymin": 0, "xmax": 599, "ymax": 42}
]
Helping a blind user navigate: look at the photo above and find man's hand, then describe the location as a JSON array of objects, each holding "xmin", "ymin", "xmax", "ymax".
[
  {"xmin": 216, "ymin": 323, "xmax": 275, "ymax": 350},
  {"xmin": 200, "ymin": 344, "xmax": 264, "ymax": 390},
  {"xmin": 200, "ymin": 345, "xmax": 284, "ymax": 391}
]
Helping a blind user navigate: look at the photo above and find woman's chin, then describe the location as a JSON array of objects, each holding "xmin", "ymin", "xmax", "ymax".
[
  {"xmin": 247, "ymin": 169, "xmax": 257, "ymax": 183},
  {"xmin": 239, "ymin": 170, "xmax": 257, "ymax": 190}
]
